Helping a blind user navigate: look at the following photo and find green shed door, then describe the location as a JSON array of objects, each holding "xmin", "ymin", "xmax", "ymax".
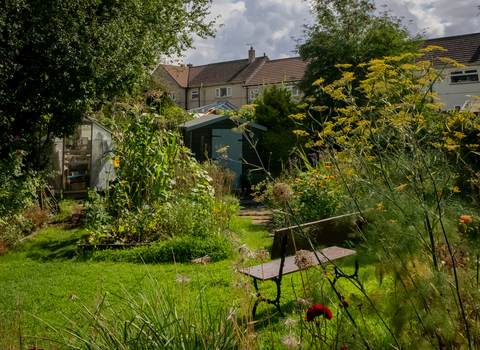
[{"xmin": 212, "ymin": 129, "xmax": 242, "ymax": 190}]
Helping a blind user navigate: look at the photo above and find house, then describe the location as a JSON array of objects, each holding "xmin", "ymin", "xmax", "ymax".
[
  {"xmin": 153, "ymin": 47, "xmax": 308, "ymax": 111},
  {"xmin": 179, "ymin": 114, "xmax": 267, "ymax": 190},
  {"xmin": 424, "ymin": 32, "xmax": 480, "ymax": 111}
]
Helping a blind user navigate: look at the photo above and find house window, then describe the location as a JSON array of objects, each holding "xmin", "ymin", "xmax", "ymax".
[
  {"xmin": 454, "ymin": 105, "xmax": 462, "ymax": 111},
  {"xmin": 285, "ymin": 85, "xmax": 299, "ymax": 96},
  {"xmin": 191, "ymin": 90, "xmax": 199, "ymax": 100},
  {"xmin": 451, "ymin": 69, "xmax": 479, "ymax": 83},
  {"xmin": 250, "ymin": 89, "xmax": 259, "ymax": 100},
  {"xmin": 169, "ymin": 93, "xmax": 176, "ymax": 101},
  {"xmin": 215, "ymin": 87, "xmax": 232, "ymax": 98}
]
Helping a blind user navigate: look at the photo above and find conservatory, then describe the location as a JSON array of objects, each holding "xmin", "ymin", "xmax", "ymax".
[{"xmin": 50, "ymin": 117, "xmax": 115, "ymax": 195}]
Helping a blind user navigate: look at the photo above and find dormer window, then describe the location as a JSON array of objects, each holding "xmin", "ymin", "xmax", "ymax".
[
  {"xmin": 215, "ymin": 87, "xmax": 232, "ymax": 98},
  {"xmin": 451, "ymin": 69, "xmax": 479, "ymax": 83}
]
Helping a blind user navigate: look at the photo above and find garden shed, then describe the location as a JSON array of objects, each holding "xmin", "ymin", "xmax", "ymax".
[
  {"xmin": 49, "ymin": 117, "xmax": 115, "ymax": 195},
  {"xmin": 179, "ymin": 114, "xmax": 267, "ymax": 190}
]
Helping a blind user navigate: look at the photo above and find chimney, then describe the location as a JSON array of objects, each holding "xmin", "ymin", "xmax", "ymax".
[
  {"xmin": 187, "ymin": 63, "xmax": 193, "ymax": 67},
  {"xmin": 248, "ymin": 47, "xmax": 255, "ymax": 64}
]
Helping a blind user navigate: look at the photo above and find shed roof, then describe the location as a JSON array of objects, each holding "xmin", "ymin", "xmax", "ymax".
[
  {"xmin": 245, "ymin": 57, "xmax": 308, "ymax": 86},
  {"xmin": 423, "ymin": 32, "xmax": 480, "ymax": 65},
  {"xmin": 85, "ymin": 117, "xmax": 112, "ymax": 134},
  {"xmin": 179, "ymin": 114, "xmax": 267, "ymax": 132}
]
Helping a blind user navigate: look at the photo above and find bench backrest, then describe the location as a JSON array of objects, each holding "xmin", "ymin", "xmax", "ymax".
[{"xmin": 270, "ymin": 212, "xmax": 363, "ymax": 259}]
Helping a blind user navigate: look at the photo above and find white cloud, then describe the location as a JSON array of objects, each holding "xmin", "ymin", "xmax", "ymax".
[
  {"xmin": 182, "ymin": 0, "xmax": 313, "ymax": 65},
  {"xmin": 182, "ymin": 0, "xmax": 480, "ymax": 66}
]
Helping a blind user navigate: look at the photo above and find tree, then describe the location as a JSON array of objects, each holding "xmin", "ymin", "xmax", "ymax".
[
  {"xmin": 297, "ymin": 0, "xmax": 423, "ymax": 108},
  {"xmin": 251, "ymin": 84, "xmax": 306, "ymax": 174},
  {"xmin": 0, "ymin": 0, "xmax": 216, "ymax": 170}
]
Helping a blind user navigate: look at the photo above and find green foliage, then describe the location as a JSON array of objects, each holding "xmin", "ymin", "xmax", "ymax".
[
  {"xmin": 0, "ymin": 151, "xmax": 38, "ymax": 218},
  {"xmin": 297, "ymin": 0, "xmax": 423, "ymax": 109},
  {"xmin": 252, "ymin": 163, "xmax": 346, "ymax": 229},
  {"xmin": 288, "ymin": 50, "xmax": 480, "ymax": 348},
  {"xmin": 293, "ymin": 167, "xmax": 346, "ymax": 223},
  {"xmin": 85, "ymin": 190, "xmax": 111, "ymax": 232},
  {"xmin": 96, "ymin": 75, "xmax": 193, "ymax": 132},
  {"xmin": 110, "ymin": 114, "xmax": 213, "ymax": 215},
  {"xmin": 0, "ymin": 0, "xmax": 216, "ymax": 171},
  {"xmin": 90, "ymin": 235, "xmax": 233, "ymax": 264},
  {"xmin": 0, "ymin": 150, "xmax": 45, "ymax": 249},
  {"xmin": 251, "ymin": 84, "xmax": 306, "ymax": 174}
]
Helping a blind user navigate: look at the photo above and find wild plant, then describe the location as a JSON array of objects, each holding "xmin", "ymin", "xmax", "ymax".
[
  {"xmin": 287, "ymin": 47, "xmax": 480, "ymax": 348},
  {"xmin": 229, "ymin": 47, "xmax": 480, "ymax": 348}
]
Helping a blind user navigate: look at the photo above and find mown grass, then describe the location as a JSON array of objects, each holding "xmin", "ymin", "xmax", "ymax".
[{"xmin": 0, "ymin": 214, "xmax": 381, "ymax": 349}]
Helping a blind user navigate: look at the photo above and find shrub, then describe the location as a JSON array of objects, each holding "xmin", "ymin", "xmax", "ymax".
[
  {"xmin": 89, "ymin": 235, "xmax": 233, "ymax": 263},
  {"xmin": 252, "ymin": 163, "xmax": 346, "ymax": 228}
]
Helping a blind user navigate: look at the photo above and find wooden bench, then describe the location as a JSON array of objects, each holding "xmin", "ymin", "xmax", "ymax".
[
  {"xmin": 271, "ymin": 212, "xmax": 363, "ymax": 259},
  {"xmin": 239, "ymin": 230, "xmax": 356, "ymax": 317}
]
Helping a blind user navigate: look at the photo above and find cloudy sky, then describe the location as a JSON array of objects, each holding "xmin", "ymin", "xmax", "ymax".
[{"xmin": 182, "ymin": 0, "xmax": 480, "ymax": 66}]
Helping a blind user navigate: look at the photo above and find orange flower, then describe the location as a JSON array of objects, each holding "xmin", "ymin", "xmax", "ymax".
[
  {"xmin": 319, "ymin": 184, "xmax": 324, "ymax": 187},
  {"xmin": 310, "ymin": 184, "xmax": 315, "ymax": 186},
  {"xmin": 312, "ymin": 170, "xmax": 317, "ymax": 172},
  {"xmin": 334, "ymin": 168, "xmax": 339, "ymax": 171},
  {"xmin": 335, "ymin": 181, "xmax": 340, "ymax": 184},
  {"xmin": 325, "ymin": 166, "xmax": 332, "ymax": 168},
  {"xmin": 330, "ymin": 175, "xmax": 335, "ymax": 178},
  {"xmin": 299, "ymin": 192, "xmax": 304, "ymax": 194},
  {"xmin": 297, "ymin": 179, "xmax": 302, "ymax": 182},
  {"xmin": 460, "ymin": 215, "xmax": 472, "ymax": 224}
]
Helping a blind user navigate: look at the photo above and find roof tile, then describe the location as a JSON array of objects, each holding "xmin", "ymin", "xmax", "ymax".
[
  {"xmin": 245, "ymin": 57, "xmax": 308, "ymax": 86},
  {"xmin": 423, "ymin": 32, "xmax": 480, "ymax": 65}
]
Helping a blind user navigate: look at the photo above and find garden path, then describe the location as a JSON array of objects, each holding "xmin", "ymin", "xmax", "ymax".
[{"xmin": 237, "ymin": 199, "xmax": 274, "ymax": 233}]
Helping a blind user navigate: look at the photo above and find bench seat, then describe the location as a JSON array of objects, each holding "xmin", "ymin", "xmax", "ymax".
[{"xmin": 240, "ymin": 246, "xmax": 356, "ymax": 281}]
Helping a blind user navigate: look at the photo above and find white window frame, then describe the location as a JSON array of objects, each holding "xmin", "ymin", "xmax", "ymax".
[
  {"xmin": 451, "ymin": 69, "xmax": 479, "ymax": 84},
  {"xmin": 250, "ymin": 89, "xmax": 259, "ymax": 100},
  {"xmin": 215, "ymin": 87, "xmax": 232, "ymax": 98},
  {"xmin": 191, "ymin": 90, "xmax": 199, "ymax": 100},
  {"xmin": 169, "ymin": 93, "xmax": 176, "ymax": 101}
]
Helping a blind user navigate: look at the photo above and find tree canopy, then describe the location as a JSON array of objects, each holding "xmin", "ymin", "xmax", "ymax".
[
  {"xmin": 297, "ymin": 0, "xmax": 423, "ymax": 107},
  {"xmin": 252, "ymin": 84, "xmax": 306, "ymax": 174},
  {"xmin": 0, "ymin": 0, "xmax": 216, "ymax": 170}
]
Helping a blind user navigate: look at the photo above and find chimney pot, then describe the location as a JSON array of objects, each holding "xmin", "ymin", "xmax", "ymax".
[
  {"xmin": 248, "ymin": 47, "xmax": 255, "ymax": 64},
  {"xmin": 187, "ymin": 63, "xmax": 193, "ymax": 67}
]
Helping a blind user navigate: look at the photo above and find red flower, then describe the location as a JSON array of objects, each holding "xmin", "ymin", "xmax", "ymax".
[
  {"xmin": 343, "ymin": 301, "xmax": 349, "ymax": 308},
  {"xmin": 341, "ymin": 347, "xmax": 348, "ymax": 350},
  {"xmin": 17, "ymin": 151, "xmax": 22, "ymax": 156},
  {"xmin": 305, "ymin": 304, "xmax": 333, "ymax": 322},
  {"xmin": 14, "ymin": 135, "xmax": 20, "ymax": 141}
]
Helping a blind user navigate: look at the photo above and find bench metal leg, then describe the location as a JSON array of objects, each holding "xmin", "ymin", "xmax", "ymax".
[{"xmin": 251, "ymin": 277, "xmax": 284, "ymax": 318}]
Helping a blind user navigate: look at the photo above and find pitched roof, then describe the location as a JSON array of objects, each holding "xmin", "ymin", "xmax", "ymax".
[
  {"xmin": 423, "ymin": 32, "xmax": 480, "ymax": 65},
  {"xmin": 188, "ymin": 57, "xmax": 268, "ymax": 87},
  {"xmin": 160, "ymin": 55, "xmax": 307, "ymax": 89},
  {"xmin": 162, "ymin": 65, "xmax": 189, "ymax": 88},
  {"xmin": 179, "ymin": 114, "xmax": 267, "ymax": 132},
  {"xmin": 245, "ymin": 57, "xmax": 308, "ymax": 86}
]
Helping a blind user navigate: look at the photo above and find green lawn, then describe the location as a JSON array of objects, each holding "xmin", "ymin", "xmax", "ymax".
[{"xmin": 0, "ymin": 215, "xmax": 378, "ymax": 349}]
